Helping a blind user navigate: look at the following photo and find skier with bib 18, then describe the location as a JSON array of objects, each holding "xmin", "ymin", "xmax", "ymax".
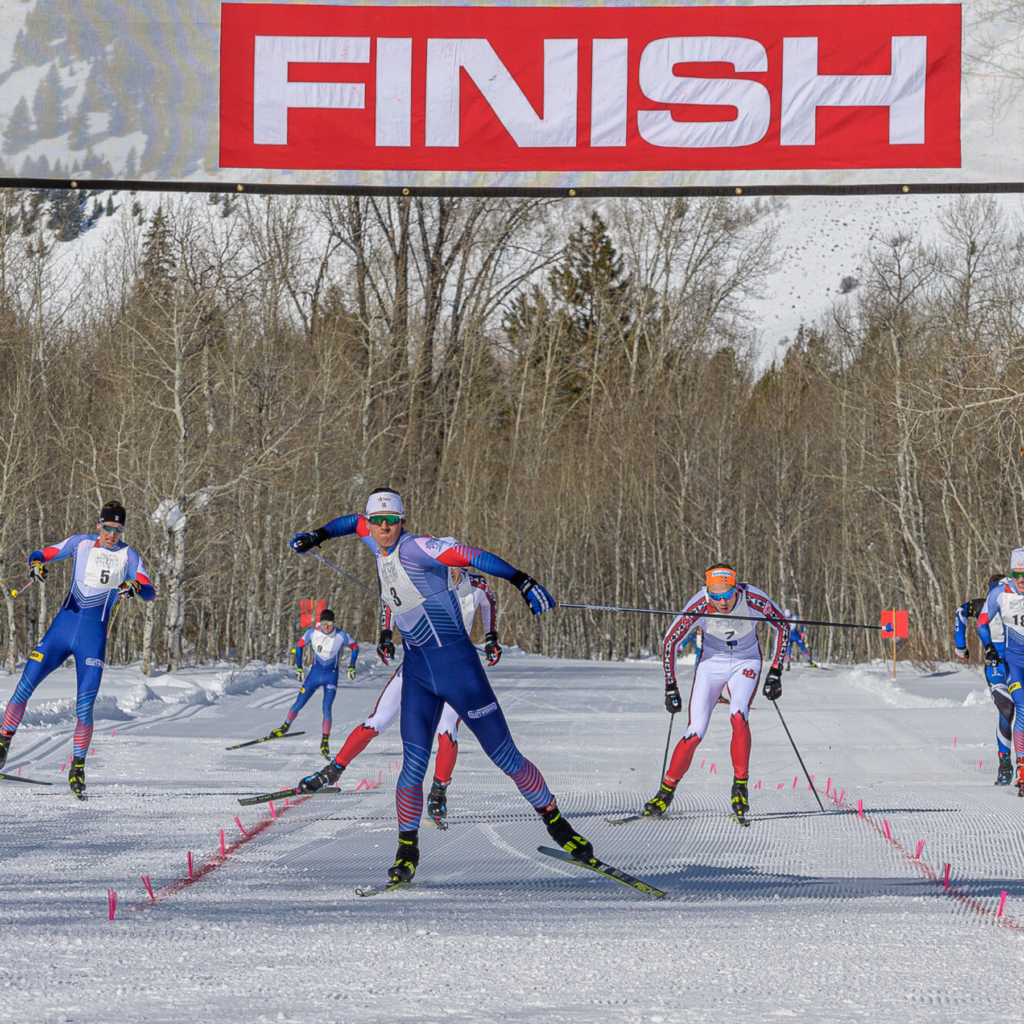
[
  {"xmin": 320, "ymin": 552, "xmax": 500, "ymax": 828},
  {"xmin": 977, "ymin": 548, "xmax": 1024, "ymax": 794},
  {"xmin": 645, "ymin": 563, "xmax": 789, "ymax": 824},
  {"xmin": 0, "ymin": 500, "xmax": 155, "ymax": 798},
  {"xmin": 269, "ymin": 610, "xmax": 359, "ymax": 757},
  {"xmin": 289, "ymin": 489, "xmax": 595, "ymax": 884},
  {"xmin": 955, "ymin": 573, "xmax": 1014, "ymax": 785}
]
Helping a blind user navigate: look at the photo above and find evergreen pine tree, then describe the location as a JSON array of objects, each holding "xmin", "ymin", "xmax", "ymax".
[
  {"xmin": 32, "ymin": 64, "xmax": 66, "ymax": 139},
  {"xmin": 68, "ymin": 107, "xmax": 89, "ymax": 150},
  {"xmin": 105, "ymin": 195, "xmax": 115, "ymax": 216},
  {"xmin": 4, "ymin": 97, "xmax": 35, "ymax": 155}
]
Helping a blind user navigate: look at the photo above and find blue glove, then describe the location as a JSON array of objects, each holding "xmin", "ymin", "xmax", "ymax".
[
  {"xmin": 290, "ymin": 528, "xmax": 329, "ymax": 553},
  {"xmin": 511, "ymin": 573, "xmax": 555, "ymax": 615}
]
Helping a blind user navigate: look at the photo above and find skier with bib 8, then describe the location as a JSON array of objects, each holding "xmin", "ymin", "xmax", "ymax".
[
  {"xmin": 322, "ymin": 552, "xmax": 500, "ymax": 828},
  {"xmin": 271, "ymin": 610, "xmax": 359, "ymax": 757},
  {"xmin": 0, "ymin": 501, "xmax": 155, "ymax": 798},
  {"xmin": 290, "ymin": 488, "xmax": 595, "ymax": 884},
  {"xmin": 646, "ymin": 563, "xmax": 789, "ymax": 824},
  {"xmin": 955, "ymin": 573, "xmax": 1014, "ymax": 785},
  {"xmin": 977, "ymin": 548, "xmax": 1024, "ymax": 794}
]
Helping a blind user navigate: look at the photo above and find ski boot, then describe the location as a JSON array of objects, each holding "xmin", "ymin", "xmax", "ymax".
[
  {"xmin": 785, "ymin": 660, "xmax": 791, "ymax": 672},
  {"xmin": 0, "ymin": 729, "xmax": 12, "ymax": 771},
  {"xmin": 269, "ymin": 722, "xmax": 290, "ymax": 739},
  {"xmin": 427, "ymin": 779, "xmax": 449, "ymax": 829},
  {"xmin": 731, "ymin": 778, "xmax": 750, "ymax": 824},
  {"xmin": 541, "ymin": 805, "xmax": 596, "ymax": 864},
  {"xmin": 1016, "ymin": 756, "xmax": 1024, "ymax": 797},
  {"xmin": 298, "ymin": 759, "xmax": 343, "ymax": 793},
  {"xmin": 69, "ymin": 756, "xmax": 86, "ymax": 800},
  {"xmin": 996, "ymin": 752, "xmax": 1013, "ymax": 786},
  {"xmin": 388, "ymin": 832, "xmax": 419, "ymax": 885},
  {"xmin": 320, "ymin": 734, "xmax": 331, "ymax": 758},
  {"xmin": 643, "ymin": 781, "xmax": 677, "ymax": 817}
]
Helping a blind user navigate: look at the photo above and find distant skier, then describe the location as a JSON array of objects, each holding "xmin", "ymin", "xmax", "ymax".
[
  {"xmin": 271, "ymin": 610, "xmax": 358, "ymax": 757},
  {"xmin": 0, "ymin": 500, "xmax": 155, "ymax": 798},
  {"xmin": 645, "ymin": 563, "xmax": 789, "ymax": 824},
  {"xmin": 289, "ymin": 489, "xmax": 593, "ymax": 885},
  {"xmin": 327, "ymin": 556, "xmax": 500, "ymax": 827},
  {"xmin": 955, "ymin": 574, "xmax": 1013, "ymax": 784},
  {"xmin": 784, "ymin": 609, "xmax": 815, "ymax": 669},
  {"xmin": 977, "ymin": 551, "xmax": 1024, "ymax": 792}
]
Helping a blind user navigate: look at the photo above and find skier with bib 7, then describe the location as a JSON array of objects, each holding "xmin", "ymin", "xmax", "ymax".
[
  {"xmin": 0, "ymin": 501, "xmax": 155, "ymax": 798},
  {"xmin": 646, "ymin": 563, "xmax": 789, "ymax": 824},
  {"xmin": 290, "ymin": 489, "xmax": 595, "ymax": 885}
]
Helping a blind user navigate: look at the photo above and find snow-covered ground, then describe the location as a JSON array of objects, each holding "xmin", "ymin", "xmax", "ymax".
[{"xmin": 2, "ymin": 650, "xmax": 1022, "ymax": 1023}]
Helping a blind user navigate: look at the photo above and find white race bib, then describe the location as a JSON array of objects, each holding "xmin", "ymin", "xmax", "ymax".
[
  {"xmin": 1003, "ymin": 594, "xmax": 1024, "ymax": 629},
  {"xmin": 312, "ymin": 630, "xmax": 339, "ymax": 658},
  {"xmin": 702, "ymin": 591, "xmax": 755, "ymax": 642},
  {"xmin": 377, "ymin": 540, "xmax": 429, "ymax": 613},
  {"xmin": 82, "ymin": 546, "xmax": 128, "ymax": 591}
]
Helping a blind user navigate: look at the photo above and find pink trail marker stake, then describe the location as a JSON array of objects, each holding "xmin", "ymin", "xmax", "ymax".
[
  {"xmin": 700, "ymin": 759, "xmax": 705, "ymax": 770},
  {"xmin": 285, "ymin": 798, "xmax": 290, "ymax": 807},
  {"xmin": 838, "ymin": 790, "xmax": 845, "ymax": 805},
  {"xmin": 234, "ymin": 816, "xmax": 249, "ymax": 838},
  {"xmin": 89, "ymin": 747, "xmax": 94, "ymax": 756},
  {"xmin": 793, "ymin": 776, "xmax": 798, "ymax": 789},
  {"xmin": 857, "ymin": 799, "xmax": 864, "ymax": 818},
  {"xmin": 378, "ymin": 769, "xmax": 383, "ymax": 784},
  {"xmin": 825, "ymin": 778, "xmax": 832, "ymax": 796},
  {"xmin": 883, "ymin": 819, "xmax": 892, "ymax": 841},
  {"xmin": 998, "ymin": 891, "xmax": 1008, "ymax": 917},
  {"xmin": 710, "ymin": 763, "xmax": 717, "ymax": 774},
  {"xmin": 107, "ymin": 890, "xmax": 117, "ymax": 921},
  {"xmin": 777, "ymin": 783, "xmax": 784, "ymax": 789},
  {"xmin": 17, "ymin": 765, "xmax": 21, "ymax": 776},
  {"xmin": 219, "ymin": 829, "xmax": 226, "ymax": 856},
  {"xmin": 187, "ymin": 851, "xmax": 193, "ymax": 878},
  {"xmin": 754, "ymin": 780, "xmax": 761, "ymax": 790},
  {"xmin": 944, "ymin": 863, "xmax": 951, "ymax": 890},
  {"xmin": 61, "ymin": 764, "xmax": 66, "ymax": 773},
  {"xmin": 953, "ymin": 736, "xmax": 957, "ymax": 747},
  {"xmin": 808, "ymin": 775, "xmax": 815, "ymax": 790},
  {"xmin": 269, "ymin": 801, "xmax": 276, "ymax": 819},
  {"xmin": 915, "ymin": 840, "xmax": 925, "ymax": 860},
  {"xmin": 141, "ymin": 875, "xmax": 154, "ymax": 901},
  {"xmin": 980, "ymin": 760, "xmax": 983, "ymax": 769},
  {"xmin": 111, "ymin": 729, "xmax": 116, "ymax": 738}
]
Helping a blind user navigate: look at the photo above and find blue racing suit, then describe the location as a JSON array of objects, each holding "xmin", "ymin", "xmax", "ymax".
[
  {"xmin": 978, "ymin": 579, "xmax": 1024, "ymax": 760},
  {"xmin": 956, "ymin": 588, "xmax": 1011, "ymax": 756},
  {"xmin": 288, "ymin": 626, "xmax": 358, "ymax": 736}
]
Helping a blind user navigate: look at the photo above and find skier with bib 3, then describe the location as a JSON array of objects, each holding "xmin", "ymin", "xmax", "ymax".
[
  {"xmin": 645, "ymin": 563, "xmax": 789, "ymax": 824},
  {"xmin": 0, "ymin": 500, "xmax": 155, "ymax": 798},
  {"xmin": 289, "ymin": 489, "xmax": 594, "ymax": 885},
  {"xmin": 271, "ymin": 610, "xmax": 358, "ymax": 757},
  {"xmin": 977, "ymin": 548, "xmax": 1024, "ymax": 793},
  {"xmin": 955, "ymin": 574, "xmax": 1014, "ymax": 785},
  {"xmin": 325, "ymin": 554, "xmax": 500, "ymax": 828}
]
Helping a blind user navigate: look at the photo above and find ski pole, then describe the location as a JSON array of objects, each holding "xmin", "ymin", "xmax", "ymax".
[
  {"xmin": 9, "ymin": 576, "xmax": 38, "ymax": 600},
  {"xmin": 559, "ymin": 602, "xmax": 882, "ymax": 631},
  {"xmin": 772, "ymin": 700, "xmax": 825, "ymax": 813},
  {"xmin": 306, "ymin": 551, "xmax": 380, "ymax": 601},
  {"xmin": 660, "ymin": 714, "xmax": 675, "ymax": 781},
  {"xmin": 106, "ymin": 597, "xmax": 122, "ymax": 639}
]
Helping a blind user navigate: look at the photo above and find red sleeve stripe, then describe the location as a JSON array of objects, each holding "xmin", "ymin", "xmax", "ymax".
[
  {"xmin": 136, "ymin": 571, "xmax": 152, "ymax": 586},
  {"xmin": 297, "ymin": 638, "xmax": 306, "ymax": 649},
  {"xmin": 356, "ymin": 516, "xmax": 370, "ymax": 538},
  {"xmin": 437, "ymin": 545, "xmax": 477, "ymax": 568},
  {"xmin": 41, "ymin": 546, "xmax": 61, "ymax": 561}
]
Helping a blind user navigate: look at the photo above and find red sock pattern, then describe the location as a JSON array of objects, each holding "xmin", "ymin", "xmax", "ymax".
[
  {"xmin": 321, "ymin": 719, "xmax": 332, "ymax": 737},
  {"xmin": 2, "ymin": 700, "xmax": 25, "ymax": 734},
  {"xmin": 336, "ymin": 724, "xmax": 379, "ymax": 767},
  {"xmin": 433, "ymin": 733, "xmax": 458, "ymax": 786},
  {"xmin": 730, "ymin": 712, "xmax": 751, "ymax": 780},
  {"xmin": 285, "ymin": 710, "xmax": 298, "ymax": 724},
  {"xmin": 73, "ymin": 720, "xmax": 93, "ymax": 758},
  {"xmin": 666, "ymin": 734, "xmax": 701, "ymax": 784}
]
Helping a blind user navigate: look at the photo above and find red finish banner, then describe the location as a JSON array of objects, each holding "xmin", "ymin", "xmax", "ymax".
[{"xmin": 220, "ymin": 3, "xmax": 961, "ymax": 175}]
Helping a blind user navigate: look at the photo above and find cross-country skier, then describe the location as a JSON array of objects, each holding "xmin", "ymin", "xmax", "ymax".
[
  {"xmin": 324, "ymin": 555, "xmax": 500, "ymax": 827},
  {"xmin": 645, "ymin": 563, "xmax": 789, "ymax": 823},
  {"xmin": 289, "ymin": 488, "xmax": 594, "ymax": 885},
  {"xmin": 0, "ymin": 500, "xmax": 155, "ymax": 798},
  {"xmin": 955, "ymin": 574, "xmax": 1014, "ymax": 784},
  {"xmin": 977, "ymin": 548, "xmax": 1024, "ymax": 793},
  {"xmin": 784, "ymin": 609, "xmax": 815, "ymax": 669},
  {"xmin": 271, "ymin": 610, "xmax": 358, "ymax": 757}
]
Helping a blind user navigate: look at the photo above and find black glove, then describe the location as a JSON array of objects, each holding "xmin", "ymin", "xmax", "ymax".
[
  {"xmin": 377, "ymin": 629, "xmax": 396, "ymax": 665},
  {"xmin": 985, "ymin": 643, "xmax": 1001, "ymax": 668},
  {"xmin": 510, "ymin": 571, "xmax": 556, "ymax": 615},
  {"xmin": 28, "ymin": 560, "xmax": 47, "ymax": 583},
  {"xmin": 484, "ymin": 632, "xmax": 502, "ymax": 666},
  {"xmin": 664, "ymin": 684, "xmax": 682, "ymax": 714},
  {"xmin": 298, "ymin": 760, "xmax": 343, "ymax": 793},
  {"xmin": 290, "ymin": 527, "xmax": 329, "ymax": 553},
  {"xmin": 763, "ymin": 666, "xmax": 782, "ymax": 701},
  {"xmin": 117, "ymin": 579, "xmax": 141, "ymax": 600}
]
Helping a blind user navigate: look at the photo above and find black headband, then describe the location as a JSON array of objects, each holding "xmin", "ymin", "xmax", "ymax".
[
  {"xmin": 319, "ymin": 610, "xmax": 335, "ymax": 622},
  {"xmin": 100, "ymin": 505, "xmax": 126, "ymax": 525}
]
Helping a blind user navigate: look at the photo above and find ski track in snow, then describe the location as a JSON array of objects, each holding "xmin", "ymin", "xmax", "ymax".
[{"xmin": 2, "ymin": 654, "xmax": 1023, "ymax": 1023}]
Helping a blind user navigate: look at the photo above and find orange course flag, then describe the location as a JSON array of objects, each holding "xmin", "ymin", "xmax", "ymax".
[
  {"xmin": 300, "ymin": 599, "xmax": 327, "ymax": 629},
  {"xmin": 880, "ymin": 610, "xmax": 909, "ymax": 639}
]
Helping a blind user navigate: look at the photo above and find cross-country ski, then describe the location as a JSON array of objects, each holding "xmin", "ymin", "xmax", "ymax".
[
  {"xmin": 225, "ymin": 731, "xmax": 306, "ymax": 750},
  {"xmin": 0, "ymin": 771, "xmax": 52, "ymax": 786}
]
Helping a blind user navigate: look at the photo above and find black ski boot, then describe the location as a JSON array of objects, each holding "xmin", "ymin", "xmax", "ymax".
[
  {"xmin": 427, "ymin": 779, "xmax": 449, "ymax": 829},
  {"xmin": 731, "ymin": 778, "xmax": 750, "ymax": 823},
  {"xmin": 269, "ymin": 722, "xmax": 290, "ymax": 739},
  {"xmin": 69, "ymin": 756, "xmax": 86, "ymax": 800},
  {"xmin": 0, "ymin": 730, "xmax": 12, "ymax": 771},
  {"xmin": 320, "ymin": 735, "xmax": 331, "ymax": 758},
  {"xmin": 643, "ymin": 781, "xmax": 677, "ymax": 817},
  {"xmin": 996, "ymin": 752, "xmax": 1013, "ymax": 786},
  {"xmin": 541, "ymin": 805, "xmax": 596, "ymax": 864},
  {"xmin": 298, "ymin": 759, "xmax": 343, "ymax": 793},
  {"xmin": 388, "ymin": 832, "xmax": 419, "ymax": 884}
]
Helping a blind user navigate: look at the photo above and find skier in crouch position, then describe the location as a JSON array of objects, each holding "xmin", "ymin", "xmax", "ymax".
[
  {"xmin": 645, "ymin": 563, "xmax": 788, "ymax": 823},
  {"xmin": 0, "ymin": 500, "xmax": 155, "ymax": 797},
  {"xmin": 324, "ymin": 555, "xmax": 500, "ymax": 828},
  {"xmin": 289, "ymin": 488, "xmax": 594, "ymax": 884},
  {"xmin": 271, "ymin": 610, "xmax": 359, "ymax": 757},
  {"xmin": 977, "ymin": 548, "xmax": 1024, "ymax": 793},
  {"xmin": 955, "ymin": 574, "xmax": 1014, "ymax": 785}
]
